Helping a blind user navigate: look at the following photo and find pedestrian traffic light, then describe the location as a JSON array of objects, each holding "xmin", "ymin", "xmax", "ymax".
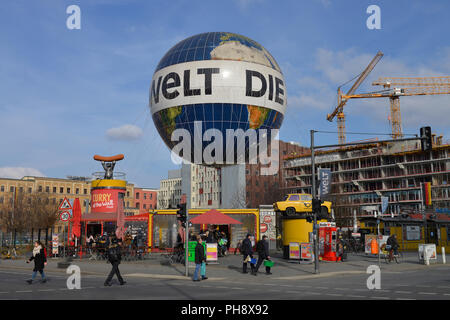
[
  {"xmin": 420, "ymin": 126, "xmax": 432, "ymax": 152},
  {"xmin": 177, "ymin": 203, "xmax": 186, "ymax": 227}
]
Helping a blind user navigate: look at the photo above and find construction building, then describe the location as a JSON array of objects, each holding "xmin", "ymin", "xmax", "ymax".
[{"xmin": 283, "ymin": 138, "xmax": 450, "ymax": 226}]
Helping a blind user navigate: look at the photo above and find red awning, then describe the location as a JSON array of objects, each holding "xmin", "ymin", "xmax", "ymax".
[
  {"xmin": 190, "ymin": 209, "xmax": 242, "ymax": 225},
  {"xmin": 82, "ymin": 212, "xmax": 116, "ymax": 221},
  {"xmin": 82, "ymin": 213, "xmax": 149, "ymax": 222}
]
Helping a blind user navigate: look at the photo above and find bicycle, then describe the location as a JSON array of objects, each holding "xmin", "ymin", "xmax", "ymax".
[{"xmin": 382, "ymin": 245, "xmax": 402, "ymax": 264}]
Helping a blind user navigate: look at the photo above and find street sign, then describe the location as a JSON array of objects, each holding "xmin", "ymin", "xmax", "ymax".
[
  {"xmin": 58, "ymin": 197, "xmax": 72, "ymax": 211},
  {"xmin": 60, "ymin": 211, "xmax": 70, "ymax": 222}
]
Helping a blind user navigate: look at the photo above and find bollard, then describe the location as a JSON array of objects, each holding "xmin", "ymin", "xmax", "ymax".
[{"xmin": 442, "ymin": 247, "xmax": 446, "ymax": 264}]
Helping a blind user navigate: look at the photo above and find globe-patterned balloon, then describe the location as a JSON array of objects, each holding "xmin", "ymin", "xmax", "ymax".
[{"xmin": 150, "ymin": 32, "xmax": 286, "ymax": 165}]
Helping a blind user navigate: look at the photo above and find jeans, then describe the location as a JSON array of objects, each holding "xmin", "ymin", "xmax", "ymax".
[
  {"xmin": 193, "ymin": 262, "xmax": 206, "ymax": 280},
  {"xmin": 32, "ymin": 270, "xmax": 46, "ymax": 280}
]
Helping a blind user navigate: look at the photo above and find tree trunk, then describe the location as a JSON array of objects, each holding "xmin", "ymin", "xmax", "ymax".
[
  {"xmin": 31, "ymin": 228, "xmax": 34, "ymax": 244},
  {"xmin": 45, "ymin": 228, "xmax": 49, "ymax": 246},
  {"xmin": 38, "ymin": 229, "xmax": 41, "ymax": 242},
  {"xmin": 13, "ymin": 229, "xmax": 17, "ymax": 248}
]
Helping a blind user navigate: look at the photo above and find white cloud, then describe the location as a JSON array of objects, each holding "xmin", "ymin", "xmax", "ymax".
[
  {"xmin": 106, "ymin": 124, "xmax": 143, "ymax": 141},
  {"xmin": 0, "ymin": 167, "xmax": 46, "ymax": 179}
]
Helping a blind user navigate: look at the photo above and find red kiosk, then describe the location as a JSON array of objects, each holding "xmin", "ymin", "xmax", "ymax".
[{"xmin": 319, "ymin": 222, "xmax": 338, "ymax": 262}]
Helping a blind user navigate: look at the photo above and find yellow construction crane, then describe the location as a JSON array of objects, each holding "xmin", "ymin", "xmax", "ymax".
[
  {"xmin": 340, "ymin": 76, "xmax": 450, "ymax": 139},
  {"xmin": 327, "ymin": 51, "xmax": 384, "ymax": 144}
]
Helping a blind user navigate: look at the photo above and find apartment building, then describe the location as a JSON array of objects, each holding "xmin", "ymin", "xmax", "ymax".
[
  {"xmin": 283, "ymin": 138, "xmax": 450, "ymax": 225},
  {"xmin": 134, "ymin": 187, "xmax": 158, "ymax": 213},
  {"xmin": 158, "ymin": 170, "xmax": 182, "ymax": 209}
]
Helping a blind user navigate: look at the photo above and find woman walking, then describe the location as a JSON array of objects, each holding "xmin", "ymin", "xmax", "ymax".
[{"xmin": 26, "ymin": 241, "xmax": 47, "ymax": 284}]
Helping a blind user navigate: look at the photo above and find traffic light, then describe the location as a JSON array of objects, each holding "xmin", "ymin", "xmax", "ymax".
[
  {"xmin": 420, "ymin": 126, "xmax": 432, "ymax": 152},
  {"xmin": 176, "ymin": 203, "xmax": 187, "ymax": 228},
  {"xmin": 312, "ymin": 198, "xmax": 322, "ymax": 214}
]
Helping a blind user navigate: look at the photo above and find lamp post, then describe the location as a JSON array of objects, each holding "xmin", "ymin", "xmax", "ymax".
[{"xmin": 310, "ymin": 130, "xmax": 319, "ymax": 274}]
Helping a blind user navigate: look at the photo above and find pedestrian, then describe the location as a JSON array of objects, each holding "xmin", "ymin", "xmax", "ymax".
[
  {"xmin": 193, "ymin": 235, "xmax": 208, "ymax": 282},
  {"xmin": 26, "ymin": 241, "xmax": 47, "ymax": 284},
  {"xmin": 254, "ymin": 235, "xmax": 272, "ymax": 275},
  {"xmin": 386, "ymin": 234, "xmax": 399, "ymax": 262},
  {"xmin": 104, "ymin": 238, "xmax": 126, "ymax": 286},
  {"xmin": 241, "ymin": 233, "xmax": 256, "ymax": 275}
]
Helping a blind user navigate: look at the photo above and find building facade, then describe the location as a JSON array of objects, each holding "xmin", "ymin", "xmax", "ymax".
[
  {"xmin": 283, "ymin": 139, "xmax": 450, "ymax": 225},
  {"xmin": 0, "ymin": 175, "xmax": 137, "ymax": 233},
  {"xmin": 134, "ymin": 187, "xmax": 158, "ymax": 214},
  {"xmin": 181, "ymin": 163, "xmax": 221, "ymax": 209}
]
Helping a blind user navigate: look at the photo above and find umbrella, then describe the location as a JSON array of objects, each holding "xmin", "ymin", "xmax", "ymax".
[
  {"xmin": 189, "ymin": 209, "xmax": 242, "ymax": 225},
  {"xmin": 71, "ymin": 198, "xmax": 81, "ymax": 238}
]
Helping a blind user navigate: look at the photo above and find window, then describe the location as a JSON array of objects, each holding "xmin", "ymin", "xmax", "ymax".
[
  {"xmin": 136, "ymin": 202, "xmax": 140, "ymax": 209},
  {"xmin": 38, "ymin": 186, "xmax": 43, "ymax": 192},
  {"xmin": 45, "ymin": 186, "xmax": 50, "ymax": 193},
  {"xmin": 84, "ymin": 189, "xmax": 87, "ymax": 195},
  {"xmin": 53, "ymin": 187, "xmax": 56, "ymax": 193},
  {"xmin": 300, "ymin": 195, "xmax": 312, "ymax": 201},
  {"xmin": 76, "ymin": 188, "xmax": 79, "ymax": 194},
  {"xmin": 127, "ymin": 191, "xmax": 130, "ymax": 197},
  {"xmin": 67, "ymin": 188, "xmax": 70, "ymax": 194},
  {"xmin": 0, "ymin": 186, "xmax": 4, "ymax": 192},
  {"xmin": 143, "ymin": 204, "xmax": 147, "ymax": 209},
  {"xmin": 60, "ymin": 187, "xmax": 64, "ymax": 193},
  {"xmin": 10, "ymin": 186, "xmax": 15, "ymax": 192},
  {"xmin": 150, "ymin": 193, "xmax": 153, "ymax": 199},
  {"xmin": 0, "ymin": 197, "xmax": 3, "ymax": 204},
  {"xmin": 29, "ymin": 187, "xmax": 32, "ymax": 193},
  {"xmin": 19, "ymin": 187, "xmax": 24, "ymax": 193},
  {"xmin": 144, "ymin": 193, "xmax": 147, "ymax": 200},
  {"xmin": 289, "ymin": 195, "xmax": 300, "ymax": 201},
  {"xmin": 136, "ymin": 192, "xmax": 140, "ymax": 199}
]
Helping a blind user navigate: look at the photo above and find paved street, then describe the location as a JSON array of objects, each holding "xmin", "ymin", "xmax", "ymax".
[{"xmin": 1, "ymin": 252, "xmax": 449, "ymax": 300}]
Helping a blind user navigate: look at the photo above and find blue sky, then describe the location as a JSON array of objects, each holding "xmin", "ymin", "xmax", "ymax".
[{"xmin": 0, "ymin": 0, "xmax": 449, "ymax": 187}]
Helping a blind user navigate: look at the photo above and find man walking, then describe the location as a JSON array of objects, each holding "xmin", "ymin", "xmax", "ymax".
[
  {"xmin": 254, "ymin": 235, "xmax": 272, "ymax": 275},
  {"xmin": 193, "ymin": 236, "xmax": 208, "ymax": 282},
  {"xmin": 242, "ymin": 233, "xmax": 256, "ymax": 275},
  {"xmin": 104, "ymin": 238, "xmax": 126, "ymax": 286}
]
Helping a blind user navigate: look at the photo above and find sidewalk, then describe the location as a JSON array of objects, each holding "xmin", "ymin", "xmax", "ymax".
[{"xmin": 1, "ymin": 251, "xmax": 447, "ymax": 282}]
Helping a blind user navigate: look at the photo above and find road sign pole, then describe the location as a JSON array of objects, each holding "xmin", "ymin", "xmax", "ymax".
[
  {"xmin": 185, "ymin": 209, "xmax": 189, "ymax": 277},
  {"xmin": 311, "ymin": 130, "xmax": 319, "ymax": 274}
]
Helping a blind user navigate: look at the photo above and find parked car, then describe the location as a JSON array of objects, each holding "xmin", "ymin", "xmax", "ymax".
[{"xmin": 273, "ymin": 193, "xmax": 332, "ymax": 218}]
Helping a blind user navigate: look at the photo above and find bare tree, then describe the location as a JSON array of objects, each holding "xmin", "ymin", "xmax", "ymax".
[
  {"xmin": 0, "ymin": 191, "xmax": 32, "ymax": 247},
  {"xmin": 27, "ymin": 192, "xmax": 59, "ymax": 244},
  {"xmin": 229, "ymin": 186, "xmax": 249, "ymax": 209}
]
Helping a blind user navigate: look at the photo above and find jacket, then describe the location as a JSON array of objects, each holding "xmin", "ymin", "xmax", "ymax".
[
  {"xmin": 195, "ymin": 243, "xmax": 206, "ymax": 264},
  {"xmin": 107, "ymin": 244, "xmax": 122, "ymax": 263},
  {"xmin": 241, "ymin": 238, "xmax": 253, "ymax": 256},
  {"xmin": 256, "ymin": 240, "xmax": 269, "ymax": 258},
  {"xmin": 387, "ymin": 236, "xmax": 399, "ymax": 248},
  {"xmin": 29, "ymin": 248, "xmax": 47, "ymax": 271}
]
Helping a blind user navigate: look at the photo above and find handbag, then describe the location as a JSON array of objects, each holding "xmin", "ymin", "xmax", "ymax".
[
  {"xmin": 264, "ymin": 260, "xmax": 274, "ymax": 267},
  {"xmin": 250, "ymin": 258, "xmax": 257, "ymax": 265},
  {"xmin": 201, "ymin": 262, "xmax": 206, "ymax": 275},
  {"xmin": 244, "ymin": 256, "xmax": 250, "ymax": 263}
]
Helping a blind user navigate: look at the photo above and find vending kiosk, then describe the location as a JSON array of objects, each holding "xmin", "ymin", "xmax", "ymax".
[{"xmin": 319, "ymin": 222, "xmax": 338, "ymax": 261}]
